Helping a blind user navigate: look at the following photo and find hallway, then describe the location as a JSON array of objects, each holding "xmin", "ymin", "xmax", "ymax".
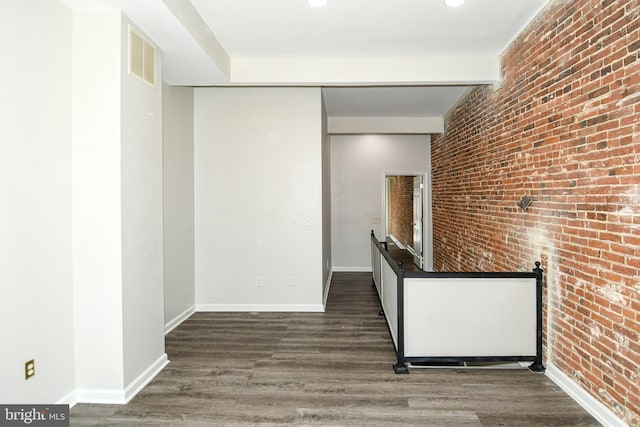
[{"xmin": 71, "ymin": 273, "xmax": 599, "ymax": 426}]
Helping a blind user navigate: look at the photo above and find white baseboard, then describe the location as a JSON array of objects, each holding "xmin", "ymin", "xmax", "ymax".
[
  {"xmin": 323, "ymin": 270, "xmax": 333, "ymax": 309},
  {"xmin": 165, "ymin": 305, "xmax": 196, "ymax": 335},
  {"xmin": 546, "ymin": 363, "xmax": 627, "ymax": 427},
  {"xmin": 74, "ymin": 387, "xmax": 127, "ymax": 405},
  {"xmin": 57, "ymin": 389, "xmax": 78, "ymax": 408},
  {"xmin": 75, "ymin": 353, "xmax": 169, "ymax": 405},
  {"xmin": 124, "ymin": 353, "xmax": 169, "ymax": 403},
  {"xmin": 196, "ymin": 303, "xmax": 324, "ymax": 312},
  {"xmin": 332, "ymin": 267, "xmax": 373, "ymax": 272}
]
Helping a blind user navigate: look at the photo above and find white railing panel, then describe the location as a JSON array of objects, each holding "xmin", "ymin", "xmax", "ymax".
[
  {"xmin": 371, "ymin": 240, "xmax": 382, "ymax": 297},
  {"xmin": 404, "ymin": 277, "xmax": 537, "ymax": 357},
  {"xmin": 381, "ymin": 260, "xmax": 398, "ymax": 347}
]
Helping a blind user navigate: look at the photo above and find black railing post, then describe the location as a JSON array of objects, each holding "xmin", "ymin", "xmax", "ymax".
[
  {"xmin": 529, "ymin": 261, "xmax": 545, "ymax": 373},
  {"xmin": 393, "ymin": 261, "xmax": 409, "ymax": 374}
]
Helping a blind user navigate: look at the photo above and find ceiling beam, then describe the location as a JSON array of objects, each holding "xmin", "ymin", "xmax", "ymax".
[
  {"xmin": 162, "ymin": 0, "xmax": 231, "ymax": 81},
  {"xmin": 230, "ymin": 55, "xmax": 499, "ymax": 86},
  {"xmin": 328, "ymin": 117, "xmax": 444, "ymax": 134}
]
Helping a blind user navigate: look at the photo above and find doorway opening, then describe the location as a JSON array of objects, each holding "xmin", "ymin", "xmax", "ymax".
[{"xmin": 385, "ymin": 174, "xmax": 424, "ymax": 269}]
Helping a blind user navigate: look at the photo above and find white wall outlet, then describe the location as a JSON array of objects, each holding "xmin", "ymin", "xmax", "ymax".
[
  {"xmin": 303, "ymin": 216, "xmax": 312, "ymax": 226},
  {"xmin": 288, "ymin": 275, "xmax": 296, "ymax": 287},
  {"xmin": 256, "ymin": 276, "xmax": 263, "ymax": 287}
]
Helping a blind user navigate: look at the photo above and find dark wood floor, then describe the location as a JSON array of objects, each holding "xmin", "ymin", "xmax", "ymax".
[{"xmin": 71, "ymin": 273, "xmax": 600, "ymax": 426}]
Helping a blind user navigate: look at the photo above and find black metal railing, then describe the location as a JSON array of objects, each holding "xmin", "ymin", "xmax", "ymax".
[{"xmin": 371, "ymin": 231, "xmax": 544, "ymax": 374}]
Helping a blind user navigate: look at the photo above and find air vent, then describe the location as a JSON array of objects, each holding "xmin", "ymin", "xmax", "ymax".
[{"xmin": 129, "ymin": 26, "xmax": 156, "ymax": 87}]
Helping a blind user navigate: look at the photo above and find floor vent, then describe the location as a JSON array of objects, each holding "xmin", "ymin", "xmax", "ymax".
[{"xmin": 129, "ymin": 26, "xmax": 156, "ymax": 87}]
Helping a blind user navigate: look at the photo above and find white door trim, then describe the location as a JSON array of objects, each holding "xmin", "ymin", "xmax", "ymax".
[{"xmin": 382, "ymin": 168, "xmax": 433, "ymax": 272}]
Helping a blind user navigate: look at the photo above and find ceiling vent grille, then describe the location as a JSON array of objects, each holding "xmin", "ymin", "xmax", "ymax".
[{"xmin": 129, "ymin": 26, "xmax": 156, "ymax": 87}]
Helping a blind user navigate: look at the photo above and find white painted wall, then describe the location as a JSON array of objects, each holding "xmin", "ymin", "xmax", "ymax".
[
  {"xmin": 72, "ymin": 10, "xmax": 166, "ymax": 401},
  {"xmin": 162, "ymin": 83, "xmax": 195, "ymax": 329},
  {"xmin": 72, "ymin": 9, "xmax": 126, "ymax": 395},
  {"xmin": 0, "ymin": 0, "xmax": 75, "ymax": 404},
  {"xmin": 120, "ymin": 18, "xmax": 166, "ymax": 388},
  {"xmin": 194, "ymin": 87, "xmax": 324, "ymax": 310},
  {"xmin": 321, "ymin": 98, "xmax": 332, "ymax": 301},
  {"xmin": 331, "ymin": 135, "xmax": 430, "ymax": 271}
]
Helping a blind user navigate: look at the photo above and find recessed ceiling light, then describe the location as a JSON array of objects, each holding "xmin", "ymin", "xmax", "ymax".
[
  {"xmin": 307, "ymin": 0, "xmax": 328, "ymax": 7},
  {"xmin": 444, "ymin": 0, "xmax": 465, "ymax": 7}
]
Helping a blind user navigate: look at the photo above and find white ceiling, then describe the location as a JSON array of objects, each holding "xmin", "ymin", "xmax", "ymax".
[
  {"xmin": 191, "ymin": 0, "xmax": 544, "ymax": 58},
  {"xmin": 62, "ymin": 0, "xmax": 551, "ymax": 118}
]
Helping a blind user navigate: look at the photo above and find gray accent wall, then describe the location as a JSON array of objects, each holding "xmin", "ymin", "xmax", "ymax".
[
  {"xmin": 162, "ymin": 84, "xmax": 195, "ymax": 328},
  {"xmin": 330, "ymin": 134, "xmax": 431, "ymax": 271}
]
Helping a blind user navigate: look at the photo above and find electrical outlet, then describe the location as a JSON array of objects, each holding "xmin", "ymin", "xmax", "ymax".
[
  {"xmin": 256, "ymin": 276, "xmax": 263, "ymax": 287},
  {"xmin": 25, "ymin": 359, "xmax": 35, "ymax": 380},
  {"xmin": 288, "ymin": 275, "xmax": 296, "ymax": 287}
]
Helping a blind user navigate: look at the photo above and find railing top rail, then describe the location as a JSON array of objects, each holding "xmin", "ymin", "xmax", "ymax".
[
  {"xmin": 371, "ymin": 230, "xmax": 405, "ymax": 275},
  {"xmin": 371, "ymin": 231, "xmax": 538, "ymax": 279}
]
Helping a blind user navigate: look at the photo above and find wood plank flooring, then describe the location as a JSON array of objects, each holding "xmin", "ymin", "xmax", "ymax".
[{"xmin": 71, "ymin": 273, "xmax": 600, "ymax": 426}]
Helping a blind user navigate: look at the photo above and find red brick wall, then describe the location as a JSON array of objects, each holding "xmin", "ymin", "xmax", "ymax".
[
  {"xmin": 389, "ymin": 176, "xmax": 414, "ymax": 248},
  {"xmin": 431, "ymin": 0, "xmax": 639, "ymax": 424}
]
